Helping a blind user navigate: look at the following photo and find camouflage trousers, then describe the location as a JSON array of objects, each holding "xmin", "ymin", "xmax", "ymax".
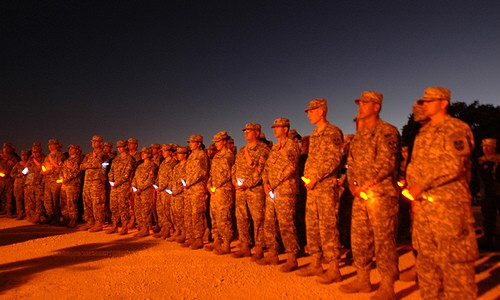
[
  {"xmin": 413, "ymin": 200, "xmax": 478, "ymax": 300},
  {"xmin": 210, "ymin": 187, "xmax": 234, "ymax": 243},
  {"xmin": 235, "ymin": 186, "xmax": 265, "ymax": 248},
  {"xmin": 172, "ymin": 193, "xmax": 185, "ymax": 233},
  {"xmin": 305, "ymin": 184, "xmax": 340, "ymax": 261},
  {"xmin": 14, "ymin": 179, "xmax": 25, "ymax": 215},
  {"xmin": 43, "ymin": 181, "xmax": 62, "ymax": 219},
  {"xmin": 0, "ymin": 178, "xmax": 14, "ymax": 215},
  {"xmin": 264, "ymin": 190, "xmax": 299, "ymax": 254},
  {"xmin": 134, "ymin": 187, "xmax": 154, "ymax": 228},
  {"xmin": 24, "ymin": 184, "xmax": 44, "ymax": 221},
  {"xmin": 157, "ymin": 190, "xmax": 173, "ymax": 231},
  {"xmin": 351, "ymin": 196, "xmax": 398, "ymax": 279},
  {"xmin": 60, "ymin": 184, "xmax": 80, "ymax": 220},
  {"xmin": 109, "ymin": 184, "xmax": 130, "ymax": 225},
  {"xmin": 82, "ymin": 180, "xmax": 105, "ymax": 224},
  {"xmin": 184, "ymin": 185, "xmax": 207, "ymax": 241}
]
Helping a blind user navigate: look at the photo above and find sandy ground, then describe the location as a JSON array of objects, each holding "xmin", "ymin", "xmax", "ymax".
[{"xmin": 0, "ymin": 217, "xmax": 499, "ymax": 300}]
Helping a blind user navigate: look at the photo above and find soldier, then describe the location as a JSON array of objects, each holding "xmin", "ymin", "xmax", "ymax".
[
  {"xmin": 477, "ymin": 138, "xmax": 500, "ymax": 250},
  {"xmin": 340, "ymin": 92, "xmax": 400, "ymax": 299},
  {"xmin": 11, "ymin": 149, "xmax": 29, "ymax": 219},
  {"xmin": 206, "ymin": 131, "xmax": 235, "ymax": 255},
  {"xmin": 183, "ymin": 134, "xmax": 209, "ymax": 250},
  {"xmin": 258, "ymin": 118, "xmax": 300, "ymax": 272},
  {"xmin": 150, "ymin": 143, "xmax": 162, "ymax": 233},
  {"xmin": 0, "ymin": 143, "xmax": 19, "ymax": 217},
  {"xmin": 60, "ymin": 144, "xmax": 82, "ymax": 228},
  {"xmin": 107, "ymin": 140, "xmax": 135, "ymax": 235},
  {"xmin": 297, "ymin": 98, "xmax": 344, "ymax": 285},
  {"xmin": 132, "ymin": 147, "xmax": 158, "ymax": 237},
  {"xmin": 231, "ymin": 123, "xmax": 269, "ymax": 260},
  {"xmin": 169, "ymin": 146, "xmax": 189, "ymax": 243},
  {"xmin": 406, "ymin": 87, "xmax": 478, "ymax": 299},
  {"xmin": 42, "ymin": 138, "xmax": 65, "ymax": 224},
  {"xmin": 103, "ymin": 141, "xmax": 115, "ymax": 223},
  {"xmin": 151, "ymin": 144, "xmax": 162, "ymax": 166},
  {"xmin": 127, "ymin": 137, "xmax": 141, "ymax": 229},
  {"xmin": 79, "ymin": 135, "xmax": 108, "ymax": 232},
  {"xmin": 154, "ymin": 144, "xmax": 178, "ymax": 239},
  {"xmin": 24, "ymin": 143, "xmax": 45, "ymax": 223}
]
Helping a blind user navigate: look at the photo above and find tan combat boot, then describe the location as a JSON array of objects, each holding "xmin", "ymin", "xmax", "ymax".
[
  {"xmin": 317, "ymin": 260, "xmax": 342, "ymax": 284},
  {"xmin": 153, "ymin": 227, "xmax": 167, "ymax": 239},
  {"xmin": 105, "ymin": 222, "xmax": 119, "ymax": 234},
  {"xmin": 67, "ymin": 218, "xmax": 77, "ymax": 228},
  {"xmin": 214, "ymin": 240, "xmax": 231, "ymax": 255},
  {"xmin": 204, "ymin": 238, "xmax": 222, "ymax": 251},
  {"xmin": 256, "ymin": 249, "xmax": 279, "ymax": 265},
  {"xmin": 88, "ymin": 222, "xmax": 103, "ymax": 232},
  {"xmin": 231, "ymin": 243, "xmax": 251, "ymax": 258},
  {"xmin": 296, "ymin": 254, "xmax": 323, "ymax": 277},
  {"xmin": 339, "ymin": 269, "xmax": 372, "ymax": 294},
  {"xmin": 135, "ymin": 226, "xmax": 150, "ymax": 237},
  {"xmin": 280, "ymin": 253, "xmax": 298, "ymax": 273},
  {"xmin": 119, "ymin": 223, "xmax": 128, "ymax": 235},
  {"xmin": 370, "ymin": 276, "xmax": 396, "ymax": 300},
  {"xmin": 78, "ymin": 222, "xmax": 94, "ymax": 231},
  {"xmin": 250, "ymin": 245, "xmax": 264, "ymax": 261},
  {"xmin": 190, "ymin": 238, "xmax": 204, "ymax": 250}
]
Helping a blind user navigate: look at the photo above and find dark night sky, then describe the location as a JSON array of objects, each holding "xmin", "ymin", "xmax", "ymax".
[{"xmin": 2, "ymin": 0, "xmax": 500, "ymax": 153}]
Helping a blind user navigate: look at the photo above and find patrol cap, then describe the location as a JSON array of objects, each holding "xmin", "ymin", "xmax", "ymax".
[
  {"xmin": 288, "ymin": 128, "xmax": 301, "ymax": 140},
  {"xmin": 91, "ymin": 135, "xmax": 103, "ymax": 142},
  {"xmin": 207, "ymin": 144, "xmax": 217, "ymax": 151},
  {"xmin": 161, "ymin": 144, "xmax": 174, "ymax": 152},
  {"xmin": 21, "ymin": 149, "xmax": 30, "ymax": 156},
  {"xmin": 103, "ymin": 142, "xmax": 113, "ymax": 147},
  {"xmin": 355, "ymin": 91, "xmax": 383, "ymax": 105},
  {"xmin": 48, "ymin": 138, "xmax": 60, "ymax": 145},
  {"xmin": 187, "ymin": 134, "xmax": 203, "ymax": 143},
  {"xmin": 412, "ymin": 100, "xmax": 427, "ymax": 122},
  {"xmin": 32, "ymin": 144, "xmax": 42, "ymax": 153},
  {"xmin": 212, "ymin": 131, "xmax": 229, "ymax": 143},
  {"xmin": 151, "ymin": 143, "xmax": 161, "ymax": 149},
  {"xmin": 3, "ymin": 142, "xmax": 14, "ymax": 149},
  {"xmin": 242, "ymin": 123, "xmax": 261, "ymax": 132},
  {"xmin": 305, "ymin": 98, "xmax": 327, "ymax": 112},
  {"xmin": 176, "ymin": 146, "xmax": 189, "ymax": 154},
  {"xmin": 68, "ymin": 144, "xmax": 79, "ymax": 149},
  {"xmin": 141, "ymin": 147, "xmax": 151, "ymax": 154},
  {"xmin": 418, "ymin": 87, "xmax": 451, "ymax": 103},
  {"xmin": 116, "ymin": 140, "xmax": 127, "ymax": 148},
  {"xmin": 127, "ymin": 137, "xmax": 138, "ymax": 144},
  {"xmin": 482, "ymin": 138, "xmax": 497, "ymax": 147},
  {"xmin": 271, "ymin": 117, "xmax": 290, "ymax": 128}
]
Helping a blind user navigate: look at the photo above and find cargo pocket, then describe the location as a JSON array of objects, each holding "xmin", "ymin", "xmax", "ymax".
[{"xmin": 441, "ymin": 226, "xmax": 479, "ymax": 263}]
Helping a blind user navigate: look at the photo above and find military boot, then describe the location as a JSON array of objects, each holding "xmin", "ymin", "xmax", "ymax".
[
  {"xmin": 78, "ymin": 222, "xmax": 94, "ymax": 231},
  {"xmin": 181, "ymin": 239, "xmax": 192, "ymax": 248},
  {"xmin": 88, "ymin": 222, "xmax": 104, "ymax": 232},
  {"xmin": 214, "ymin": 240, "xmax": 231, "ymax": 255},
  {"xmin": 204, "ymin": 238, "xmax": 222, "ymax": 251},
  {"xmin": 317, "ymin": 260, "xmax": 342, "ymax": 284},
  {"xmin": 279, "ymin": 253, "xmax": 298, "ymax": 273},
  {"xmin": 105, "ymin": 222, "xmax": 119, "ymax": 234},
  {"xmin": 190, "ymin": 238, "xmax": 204, "ymax": 250},
  {"xmin": 153, "ymin": 227, "xmax": 167, "ymax": 239},
  {"xmin": 339, "ymin": 269, "xmax": 372, "ymax": 294},
  {"xmin": 176, "ymin": 232, "xmax": 186, "ymax": 243},
  {"xmin": 67, "ymin": 218, "xmax": 77, "ymax": 228},
  {"xmin": 16, "ymin": 211, "xmax": 24, "ymax": 220},
  {"xmin": 135, "ymin": 226, "xmax": 150, "ymax": 237},
  {"xmin": 119, "ymin": 222, "xmax": 128, "ymax": 235},
  {"xmin": 296, "ymin": 255, "xmax": 323, "ymax": 277},
  {"xmin": 256, "ymin": 249, "xmax": 279, "ymax": 265},
  {"xmin": 250, "ymin": 245, "xmax": 264, "ymax": 261},
  {"xmin": 231, "ymin": 243, "xmax": 251, "ymax": 258},
  {"xmin": 167, "ymin": 230, "xmax": 180, "ymax": 242},
  {"xmin": 127, "ymin": 215, "xmax": 136, "ymax": 229},
  {"xmin": 370, "ymin": 276, "xmax": 395, "ymax": 300}
]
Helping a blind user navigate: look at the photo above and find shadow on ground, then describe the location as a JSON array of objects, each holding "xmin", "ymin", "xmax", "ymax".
[
  {"xmin": 0, "ymin": 222, "xmax": 74, "ymax": 246},
  {"xmin": 0, "ymin": 238, "xmax": 158, "ymax": 293}
]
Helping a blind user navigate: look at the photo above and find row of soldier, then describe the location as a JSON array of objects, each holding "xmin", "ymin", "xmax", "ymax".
[{"xmin": 0, "ymin": 87, "xmax": 481, "ymax": 300}]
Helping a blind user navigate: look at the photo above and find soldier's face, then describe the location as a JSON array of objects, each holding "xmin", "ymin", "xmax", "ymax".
[
  {"xmin": 482, "ymin": 145, "xmax": 496, "ymax": 156},
  {"xmin": 244, "ymin": 130, "xmax": 258, "ymax": 143},
  {"xmin": 307, "ymin": 108, "xmax": 323, "ymax": 125},
  {"xmin": 128, "ymin": 143, "xmax": 137, "ymax": 151},
  {"xmin": 215, "ymin": 140, "xmax": 226, "ymax": 151},
  {"xmin": 117, "ymin": 146, "xmax": 126, "ymax": 154},
  {"xmin": 357, "ymin": 101, "xmax": 378, "ymax": 119},
  {"xmin": 69, "ymin": 147, "xmax": 77, "ymax": 156},
  {"xmin": 421, "ymin": 99, "xmax": 446, "ymax": 119},
  {"xmin": 92, "ymin": 140, "xmax": 102, "ymax": 149},
  {"xmin": 103, "ymin": 146, "xmax": 112, "ymax": 153},
  {"xmin": 189, "ymin": 141, "xmax": 200, "ymax": 151},
  {"xmin": 48, "ymin": 144, "xmax": 58, "ymax": 152},
  {"xmin": 273, "ymin": 126, "xmax": 287, "ymax": 139}
]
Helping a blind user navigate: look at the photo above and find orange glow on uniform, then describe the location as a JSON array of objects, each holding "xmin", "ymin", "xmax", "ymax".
[
  {"xmin": 360, "ymin": 191, "xmax": 368, "ymax": 200},
  {"xmin": 42, "ymin": 166, "xmax": 47, "ymax": 172},
  {"xmin": 0, "ymin": 172, "xmax": 5, "ymax": 177},
  {"xmin": 56, "ymin": 179, "xmax": 63, "ymax": 183},
  {"xmin": 210, "ymin": 187, "xmax": 216, "ymax": 193}
]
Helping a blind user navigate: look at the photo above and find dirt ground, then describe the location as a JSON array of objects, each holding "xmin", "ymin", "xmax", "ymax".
[{"xmin": 0, "ymin": 216, "xmax": 499, "ymax": 300}]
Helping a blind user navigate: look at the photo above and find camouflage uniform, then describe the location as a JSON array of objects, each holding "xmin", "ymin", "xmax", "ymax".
[
  {"xmin": 171, "ymin": 158, "xmax": 187, "ymax": 237},
  {"xmin": 0, "ymin": 152, "xmax": 18, "ymax": 216},
  {"xmin": 232, "ymin": 136, "xmax": 270, "ymax": 250},
  {"xmin": 262, "ymin": 137, "xmax": 300, "ymax": 254},
  {"xmin": 184, "ymin": 140, "xmax": 209, "ymax": 244},
  {"xmin": 132, "ymin": 157, "xmax": 158, "ymax": 230},
  {"xmin": 60, "ymin": 149, "xmax": 82, "ymax": 223},
  {"xmin": 24, "ymin": 147, "xmax": 45, "ymax": 222},
  {"xmin": 347, "ymin": 118, "xmax": 400, "ymax": 280},
  {"xmin": 80, "ymin": 148, "xmax": 108, "ymax": 226},
  {"xmin": 208, "ymin": 143, "xmax": 235, "ymax": 245},
  {"xmin": 303, "ymin": 122, "xmax": 343, "ymax": 261},
  {"xmin": 11, "ymin": 156, "xmax": 27, "ymax": 217},
  {"xmin": 156, "ymin": 150, "xmax": 177, "ymax": 234},
  {"xmin": 42, "ymin": 142, "xmax": 65, "ymax": 221},
  {"xmin": 407, "ymin": 115, "xmax": 478, "ymax": 299},
  {"xmin": 108, "ymin": 150, "xmax": 135, "ymax": 227}
]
